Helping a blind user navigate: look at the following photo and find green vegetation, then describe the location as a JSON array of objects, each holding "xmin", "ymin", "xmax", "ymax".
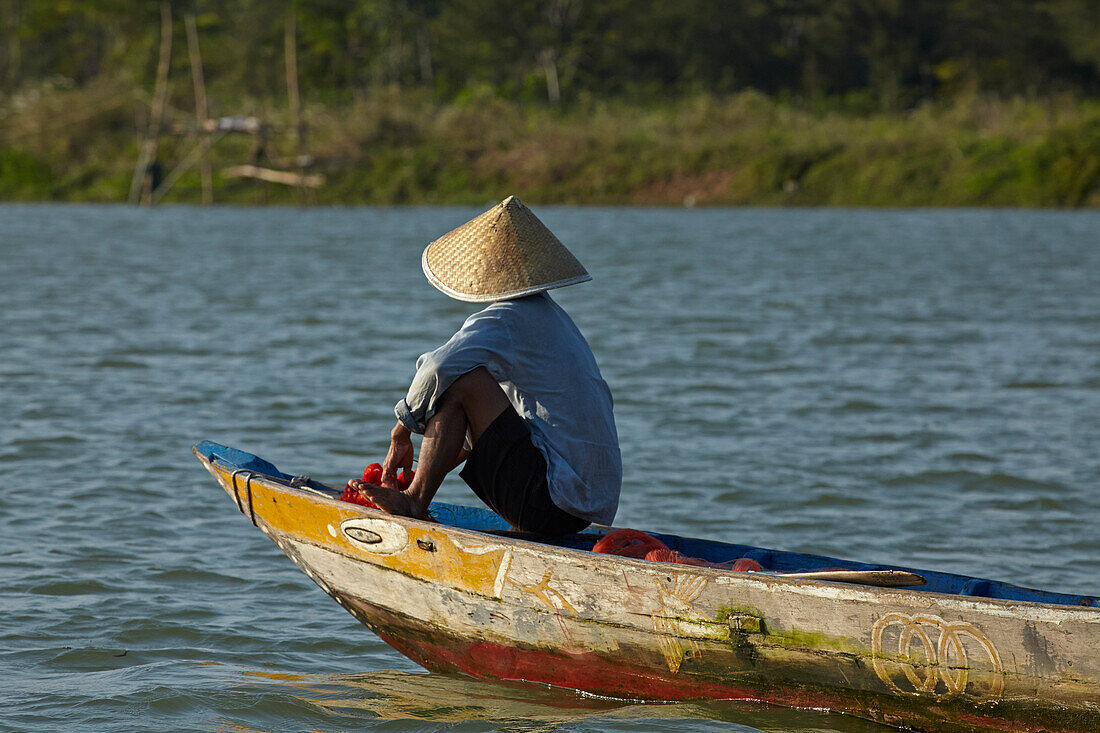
[
  {"xmin": 1, "ymin": 1, "xmax": 1098, "ymax": 206},
  {"xmin": 4, "ymin": 81, "xmax": 1097, "ymax": 206}
]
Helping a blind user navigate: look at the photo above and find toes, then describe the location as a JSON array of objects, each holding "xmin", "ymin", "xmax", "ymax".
[{"xmin": 359, "ymin": 484, "xmax": 415, "ymax": 517}]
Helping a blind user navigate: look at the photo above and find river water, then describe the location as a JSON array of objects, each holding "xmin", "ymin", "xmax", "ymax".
[{"xmin": 2, "ymin": 203, "xmax": 1097, "ymax": 732}]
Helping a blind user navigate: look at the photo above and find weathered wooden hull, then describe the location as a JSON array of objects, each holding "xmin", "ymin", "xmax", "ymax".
[{"xmin": 195, "ymin": 445, "xmax": 1100, "ymax": 732}]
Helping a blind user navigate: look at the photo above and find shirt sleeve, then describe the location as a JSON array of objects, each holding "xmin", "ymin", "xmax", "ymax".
[{"xmin": 394, "ymin": 308, "xmax": 514, "ymax": 434}]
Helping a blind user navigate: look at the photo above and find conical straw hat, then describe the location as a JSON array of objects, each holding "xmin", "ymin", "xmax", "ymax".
[{"xmin": 422, "ymin": 195, "xmax": 591, "ymax": 302}]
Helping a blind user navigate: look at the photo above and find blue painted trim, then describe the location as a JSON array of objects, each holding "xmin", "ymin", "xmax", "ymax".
[{"xmin": 196, "ymin": 440, "xmax": 293, "ymax": 481}]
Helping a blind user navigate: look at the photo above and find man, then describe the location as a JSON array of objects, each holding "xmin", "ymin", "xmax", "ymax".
[{"xmin": 355, "ymin": 196, "xmax": 621, "ymax": 535}]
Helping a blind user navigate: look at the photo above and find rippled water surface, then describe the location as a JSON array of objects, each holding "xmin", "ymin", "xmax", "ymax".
[{"xmin": 2, "ymin": 203, "xmax": 1098, "ymax": 732}]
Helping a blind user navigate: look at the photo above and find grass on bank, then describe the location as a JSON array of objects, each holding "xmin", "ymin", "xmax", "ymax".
[{"xmin": 1, "ymin": 77, "xmax": 1098, "ymax": 207}]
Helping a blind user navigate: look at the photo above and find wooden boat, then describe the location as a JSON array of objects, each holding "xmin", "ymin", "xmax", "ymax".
[{"xmin": 194, "ymin": 441, "xmax": 1100, "ymax": 732}]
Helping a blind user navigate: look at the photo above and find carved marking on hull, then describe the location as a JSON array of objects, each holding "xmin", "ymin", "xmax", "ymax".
[
  {"xmin": 507, "ymin": 567, "xmax": 578, "ymax": 643},
  {"xmin": 872, "ymin": 612, "xmax": 1004, "ymax": 701},
  {"xmin": 509, "ymin": 569, "xmax": 577, "ymax": 616},
  {"xmin": 652, "ymin": 573, "xmax": 725, "ymax": 674}
]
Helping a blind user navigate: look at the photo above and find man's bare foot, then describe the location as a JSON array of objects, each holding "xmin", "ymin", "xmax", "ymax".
[{"xmin": 353, "ymin": 480, "xmax": 422, "ymax": 518}]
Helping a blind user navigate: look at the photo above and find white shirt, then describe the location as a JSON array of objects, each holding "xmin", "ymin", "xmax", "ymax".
[{"xmin": 395, "ymin": 292, "xmax": 621, "ymax": 525}]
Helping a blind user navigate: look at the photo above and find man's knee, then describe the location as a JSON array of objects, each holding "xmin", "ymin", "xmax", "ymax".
[
  {"xmin": 446, "ymin": 367, "xmax": 511, "ymax": 441},
  {"xmin": 428, "ymin": 387, "xmax": 466, "ymax": 427},
  {"xmin": 428, "ymin": 368, "xmax": 500, "ymax": 430},
  {"xmin": 450, "ymin": 367, "xmax": 500, "ymax": 400}
]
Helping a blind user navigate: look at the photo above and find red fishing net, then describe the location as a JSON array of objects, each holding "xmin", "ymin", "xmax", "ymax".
[
  {"xmin": 337, "ymin": 463, "xmax": 438, "ymax": 523},
  {"xmin": 592, "ymin": 528, "xmax": 764, "ymax": 571},
  {"xmin": 338, "ymin": 462, "xmax": 415, "ymax": 508}
]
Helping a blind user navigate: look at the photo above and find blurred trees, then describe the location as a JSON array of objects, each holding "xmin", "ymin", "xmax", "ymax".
[{"xmin": 1, "ymin": 0, "xmax": 1098, "ymax": 106}]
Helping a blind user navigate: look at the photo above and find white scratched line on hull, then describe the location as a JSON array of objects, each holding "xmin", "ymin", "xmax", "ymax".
[
  {"xmin": 451, "ymin": 538, "xmax": 509, "ymax": 555},
  {"xmin": 447, "ymin": 533, "xmax": 576, "ymax": 564},
  {"xmin": 493, "ymin": 548, "xmax": 514, "ymax": 598}
]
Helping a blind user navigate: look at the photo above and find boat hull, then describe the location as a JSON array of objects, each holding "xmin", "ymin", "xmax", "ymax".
[{"xmin": 195, "ymin": 446, "xmax": 1100, "ymax": 732}]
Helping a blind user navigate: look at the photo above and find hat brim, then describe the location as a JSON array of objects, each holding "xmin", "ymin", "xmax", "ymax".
[{"xmin": 421, "ymin": 248, "xmax": 592, "ymax": 302}]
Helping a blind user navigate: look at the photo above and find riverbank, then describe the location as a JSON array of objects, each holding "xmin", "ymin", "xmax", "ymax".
[{"xmin": 2, "ymin": 79, "xmax": 1098, "ymax": 207}]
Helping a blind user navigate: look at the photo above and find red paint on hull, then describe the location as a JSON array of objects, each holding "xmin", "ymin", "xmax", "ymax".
[
  {"xmin": 373, "ymin": 629, "xmax": 1092, "ymax": 733},
  {"xmin": 374, "ymin": 627, "xmax": 768, "ymax": 702}
]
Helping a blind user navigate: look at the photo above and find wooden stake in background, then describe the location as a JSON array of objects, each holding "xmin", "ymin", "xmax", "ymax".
[
  {"xmin": 285, "ymin": 6, "xmax": 313, "ymax": 205},
  {"xmin": 184, "ymin": 12, "xmax": 212, "ymax": 205},
  {"xmin": 129, "ymin": 1, "xmax": 173, "ymax": 205}
]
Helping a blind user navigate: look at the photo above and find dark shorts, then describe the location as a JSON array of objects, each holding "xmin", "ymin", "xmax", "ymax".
[{"xmin": 459, "ymin": 407, "xmax": 589, "ymax": 536}]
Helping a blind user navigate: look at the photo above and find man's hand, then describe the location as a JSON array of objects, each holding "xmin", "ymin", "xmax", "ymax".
[{"xmin": 382, "ymin": 422, "xmax": 414, "ymax": 489}]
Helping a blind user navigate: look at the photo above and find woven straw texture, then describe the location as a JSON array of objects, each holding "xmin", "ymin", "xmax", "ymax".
[{"xmin": 422, "ymin": 196, "xmax": 591, "ymax": 302}]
